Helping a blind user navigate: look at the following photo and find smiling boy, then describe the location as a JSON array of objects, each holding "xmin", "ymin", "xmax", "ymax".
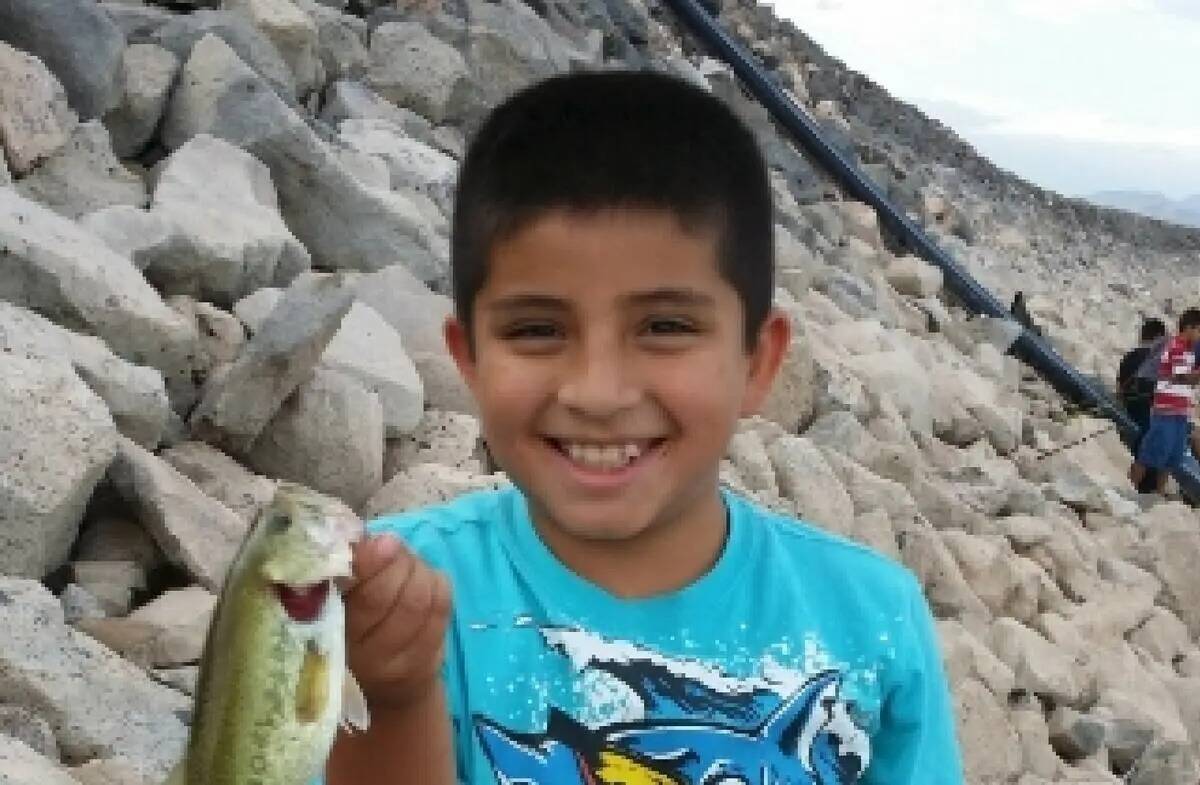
[{"xmin": 325, "ymin": 71, "xmax": 963, "ymax": 785}]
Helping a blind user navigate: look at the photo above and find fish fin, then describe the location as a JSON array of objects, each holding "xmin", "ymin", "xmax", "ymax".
[
  {"xmin": 340, "ymin": 672, "xmax": 371, "ymax": 733},
  {"xmin": 161, "ymin": 758, "xmax": 186, "ymax": 785},
  {"xmin": 296, "ymin": 641, "xmax": 331, "ymax": 724}
]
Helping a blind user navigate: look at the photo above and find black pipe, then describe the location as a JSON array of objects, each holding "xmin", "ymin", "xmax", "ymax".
[{"xmin": 662, "ymin": 0, "xmax": 1200, "ymax": 501}]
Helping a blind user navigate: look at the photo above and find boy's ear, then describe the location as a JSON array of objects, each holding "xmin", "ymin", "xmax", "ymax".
[
  {"xmin": 443, "ymin": 315, "xmax": 478, "ymax": 391},
  {"xmin": 739, "ymin": 307, "xmax": 792, "ymax": 417}
]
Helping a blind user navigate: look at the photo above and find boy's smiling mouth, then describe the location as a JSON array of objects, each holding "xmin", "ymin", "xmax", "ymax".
[{"xmin": 544, "ymin": 437, "xmax": 667, "ymax": 472}]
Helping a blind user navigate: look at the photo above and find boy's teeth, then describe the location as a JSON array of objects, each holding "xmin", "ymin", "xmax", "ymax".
[{"xmin": 564, "ymin": 442, "xmax": 644, "ymax": 469}]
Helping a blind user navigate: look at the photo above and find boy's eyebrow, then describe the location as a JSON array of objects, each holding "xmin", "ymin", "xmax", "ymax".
[
  {"xmin": 624, "ymin": 288, "xmax": 717, "ymax": 307},
  {"xmin": 486, "ymin": 294, "xmax": 569, "ymax": 311}
]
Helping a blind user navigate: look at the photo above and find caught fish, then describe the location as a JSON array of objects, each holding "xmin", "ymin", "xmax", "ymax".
[{"xmin": 165, "ymin": 482, "xmax": 370, "ymax": 785}]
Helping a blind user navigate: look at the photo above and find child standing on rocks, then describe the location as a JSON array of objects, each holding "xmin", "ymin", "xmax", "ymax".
[
  {"xmin": 1129, "ymin": 308, "xmax": 1200, "ymax": 494},
  {"xmin": 323, "ymin": 71, "xmax": 964, "ymax": 785}
]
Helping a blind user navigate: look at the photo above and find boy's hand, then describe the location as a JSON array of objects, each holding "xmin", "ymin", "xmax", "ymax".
[{"xmin": 343, "ymin": 534, "xmax": 453, "ymax": 710}]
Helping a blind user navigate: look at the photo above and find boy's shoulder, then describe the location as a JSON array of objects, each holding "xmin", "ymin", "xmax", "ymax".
[{"xmin": 727, "ymin": 490, "xmax": 920, "ymax": 596}]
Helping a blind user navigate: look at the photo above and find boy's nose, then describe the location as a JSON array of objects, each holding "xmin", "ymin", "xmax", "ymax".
[{"xmin": 556, "ymin": 339, "xmax": 641, "ymax": 416}]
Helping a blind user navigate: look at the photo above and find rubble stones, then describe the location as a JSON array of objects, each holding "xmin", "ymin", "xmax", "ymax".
[
  {"xmin": 189, "ymin": 273, "xmax": 355, "ymax": 454},
  {"xmin": 0, "ymin": 0, "xmax": 125, "ymax": 119},
  {"xmin": 164, "ymin": 34, "xmax": 446, "ymax": 279},
  {"xmin": 104, "ymin": 44, "xmax": 180, "ymax": 159},
  {"xmin": 106, "ymin": 437, "xmax": 247, "ymax": 591},
  {"xmin": 246, "ymin": 368, "xmax": 385, "ymax": 510},
  {"xmin": 15, "ymin": 121, "xmax": 147, "ymax": 219},
  {"xmin": 0, "ymin": 578, "xmax": 189, "ymax": 778},
  {"xmin": 0, "ymin": 41, "xmax": 78, "ymax": 175},
  {"xmin": 0, "ymin": 353, "xmax": 118, "ymax": 579}
]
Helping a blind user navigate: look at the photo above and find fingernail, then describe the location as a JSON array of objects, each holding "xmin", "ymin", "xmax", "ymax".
[{"xmin": 371, "ymin": 534, "xmax": 400, "ymax": 558}]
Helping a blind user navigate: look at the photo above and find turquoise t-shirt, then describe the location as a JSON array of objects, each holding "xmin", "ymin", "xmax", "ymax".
[{"xmin": 335, "ymin": 485, "xmax": 963, "ymax": 785}]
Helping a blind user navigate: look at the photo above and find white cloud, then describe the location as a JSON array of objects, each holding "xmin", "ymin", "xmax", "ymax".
[{"xmin": 768, "ymin": 0, "xmax": 1200, "ymax": 196}]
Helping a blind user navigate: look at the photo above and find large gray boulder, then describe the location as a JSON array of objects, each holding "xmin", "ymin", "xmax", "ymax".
[
  {"xmin": 367, "ymin": 22, "xmax": 473, "ymax": 125},
  {"xmin": 234, "ymin": 288, "xmax": 425, "ymax": 436},
  {"xmin": 0, "ymin": 41, "xmax": 78, "ymax": 176},
  {"xmin": 84, "ymin": 135, "xmax": 311, "ymax": 308},
  {"xmin": 319, "ymin": 80, "xmax": 441, "ymax": 149},
  {"xmin": 0, "ymin": 735, "xmax": 80, "ymax": 785},
  {"xmin": 107, "ymin": 437, "xmax": 247, "ymax": 591},
  {"xmin": 159, "ymin": 441, "xmax": 277, "ymax": 524},
  {"xmin": 300, "ymin": 0, "xmax": 368, "ymax": 82},
  {"xmin": 0, "ymin": 188, "xmax": 199, "ymax": 396},
  {"xmin": 0, "ymin": 0, "xmax": 125, "ymax": 119},
  {"xmin": 246, "ymin": 368, "xmax": 384, "ymax": 510},
  {"xmin": 0, "ymin": 578, "xmax": 188, "ymax": 780},
  {"xmin": 222, "ymin": 0, "xmax": 322, "ymax": 95},
  {"xmin": 104, "ymin": 43, "xmax": 180, "ymax": 158},
  {"xmin": 0, "ymin": 302, "xmax": 170, "ymax": 448},
  {"xmin": 189, "ymin": 273, "xmax": 355, "ymax": 454},
  {"xmin": 15, "ymin": 121, "xmax": 147, "ymax": 219},
  {"xmin": 151, "ymin": 10, "xmax": 297, "ymax": 101},
  {"xmin": 0, "ymin": 353, "xmax": 118, "ymax": 579},
  {"xmin": 163, "ymin": 34, "xmax": 446, "ymax": 280},
  {"xmin": 339, "ymin": 118, "xmax": 457, "ymax": 211}
]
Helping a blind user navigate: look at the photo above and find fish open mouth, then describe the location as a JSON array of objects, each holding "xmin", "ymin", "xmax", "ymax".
[{"xmin": 272, "ymin": 581, "xmax": 331, "ymax": 623}]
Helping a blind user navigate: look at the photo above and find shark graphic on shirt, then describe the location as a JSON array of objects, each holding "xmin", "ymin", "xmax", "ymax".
[{"xmin": 473, "ymin": 628, "xmax": 871, "ymax": 785}]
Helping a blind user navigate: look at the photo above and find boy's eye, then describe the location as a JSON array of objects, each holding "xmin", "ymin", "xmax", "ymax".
[
  {"xmin": 642, "ymin": 317, "xmax": 698, "ymax": 336},
  {"xmin": 500, "ymin": 321, "xmax": 564, "ymax": 341}
]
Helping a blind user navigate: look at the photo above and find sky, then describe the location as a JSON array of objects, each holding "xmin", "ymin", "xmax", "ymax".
[{"xmin": 765, "ymin": 0, "xmax": 1200, "ymax": 200}]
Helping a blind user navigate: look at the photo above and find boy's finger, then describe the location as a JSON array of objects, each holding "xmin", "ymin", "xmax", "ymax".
[
  {"xmin": 344, "ymin": 544, "xmax": 417, "ymax": 640},
  {"xmin": 351, "ymin": 561, "xmax": 442, "ymax": 654},
  {"xmin": 353, "ymin": 594, "xmax": 450, "ymax": 685},
  {"xmin": 349, "ymin": 534, "xmax": 402, "ymax": 585}
]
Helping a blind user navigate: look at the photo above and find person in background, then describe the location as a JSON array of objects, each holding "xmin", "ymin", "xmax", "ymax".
[
  {"xmin": 1129, "ymin": 309, "xmax": 1200, "ymax": 494},
  {"xmin": 1118, "ymin": 318, "xmax": 1166, "ymax": 493},
  {"xmin": 1010, "ymin": 291, "xmax": 1043, "ymax": 337}
]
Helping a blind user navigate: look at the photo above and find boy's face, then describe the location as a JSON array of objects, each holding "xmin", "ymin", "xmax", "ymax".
[{"xmin": 445, "ymin": 208, "xmax": 789, "ymax": 547}]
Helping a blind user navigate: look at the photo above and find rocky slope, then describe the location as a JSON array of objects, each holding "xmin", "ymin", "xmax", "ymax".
[{"xmin": 1, "ymin": 0, "xmax": 1199, "ymax": 782}]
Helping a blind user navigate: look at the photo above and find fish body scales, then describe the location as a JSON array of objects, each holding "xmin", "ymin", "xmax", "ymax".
[{"xmin": 182, "ymin": 510, "xmax": 349, "ymax": 784}]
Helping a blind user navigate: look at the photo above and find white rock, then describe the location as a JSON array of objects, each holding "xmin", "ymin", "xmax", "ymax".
[
  {"xmin": 223, "ymin": 0, "xmax": 322, "ymax": 94},
  {"xmin": 189, "ymin": 273, "xmax": 355, "ymax": 454},
  {"xmin": 105, "ymin": 43, "xmax": 180, "ymax": 158},
  {"xmin": 367, "ymin": 22, "xmax": 472, "ymax": 125},
  {"xmin": 159, "ymin": 441, "xmax": 277, "ymax": 524},
  {"xmin": 0, "ymin": 578, "xmax": 188, "ymax": 780},
  {"xmin": 96, "ymin": 135, "xmax": 312, "ymax": 307},
  {"xmin": 80, "ymin": 586, "xmax": 216, "ymax": 668},
  {"xmin": 0, "ymin": 187, "xmax": 198, "ymax": 394},
  {"xmin": 885, "ymin": 254, "xmax": 943, "ymax": 297},
  {"xmin": 246, "ymin": 368, "xmax": 384, "ymax": 510},
  {"xmin": 321, "ymin": 302, "xmax": 425, "ymax": 436},
  {"xmin": 363, "ymin": 463, "xmax": 507, "ymax": 519},
  {"xmin": 0, "ymin": 353, "xmax": 118, "ymax": 578},
  {"xmin": 14, "ymin": 121, "xmax": 146, "ymax": 219},
  {"xmin": 385, "ymin": 410, "xmax": 482, "ymax": 479},
  {"xmin": 339, "ymin": 118, "xmax": 457, "ymax": 209},
  {"xmin": 106, "ymin": 437, "xmax": 247, "ymax": 592},
  {"xmin": 954, "ymin": 678, "xmax": 1023, "ymax": 785},
  {"xmin": 767, "ymin": 435, "xmax": 855, "ymax": 535},
  {"xmin": 0, "ymin": 41, "xmax": 78, "ymax": 175},
  {"xmin": 163, "ymin": 34, "xmax": 445, "ymax": 279},
  {"xmin": 0, "ymin": 301, "xmax": 170, "ymax": 448},
  {"xmin": 0, "ymin": 735, "xmax": 80, "ymax": 785},
  {"xmin": 991, "ymin": 617, "xmax": 1083, "ymax": 704}
]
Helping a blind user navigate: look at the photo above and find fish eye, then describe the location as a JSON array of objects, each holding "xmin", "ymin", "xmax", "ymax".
[{"xmin": 266, "ymin": 512, "xmax": 291, "ymax": 531}]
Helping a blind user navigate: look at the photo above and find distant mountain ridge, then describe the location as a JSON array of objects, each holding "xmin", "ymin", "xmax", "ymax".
[{"xmin": 1086, "ymin": 190, "xmax": 1200, "ymax": 228}]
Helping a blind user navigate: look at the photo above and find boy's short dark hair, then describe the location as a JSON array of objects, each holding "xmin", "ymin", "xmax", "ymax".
[
  {"xmin": 1141, "ymin": 318, "xmax": 1167, "ymax": 341},
  {"xmin": 451, "ymin": 70, "xmax": 774, "ymax": 349},
  {"xmin": 1179, "ymin": 309, "xmax": 1200, "ymax": 332}
]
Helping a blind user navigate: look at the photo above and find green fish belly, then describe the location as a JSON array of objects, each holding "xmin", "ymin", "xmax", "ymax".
[{"xmin": 184, "ymin": 577, "xmax": 345, "ymax": 785}]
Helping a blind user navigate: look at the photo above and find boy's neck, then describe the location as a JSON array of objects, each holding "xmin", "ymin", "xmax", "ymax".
[{"xmin": 528, "ymin": 488, "xmax": 730, "ymax": 600}]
